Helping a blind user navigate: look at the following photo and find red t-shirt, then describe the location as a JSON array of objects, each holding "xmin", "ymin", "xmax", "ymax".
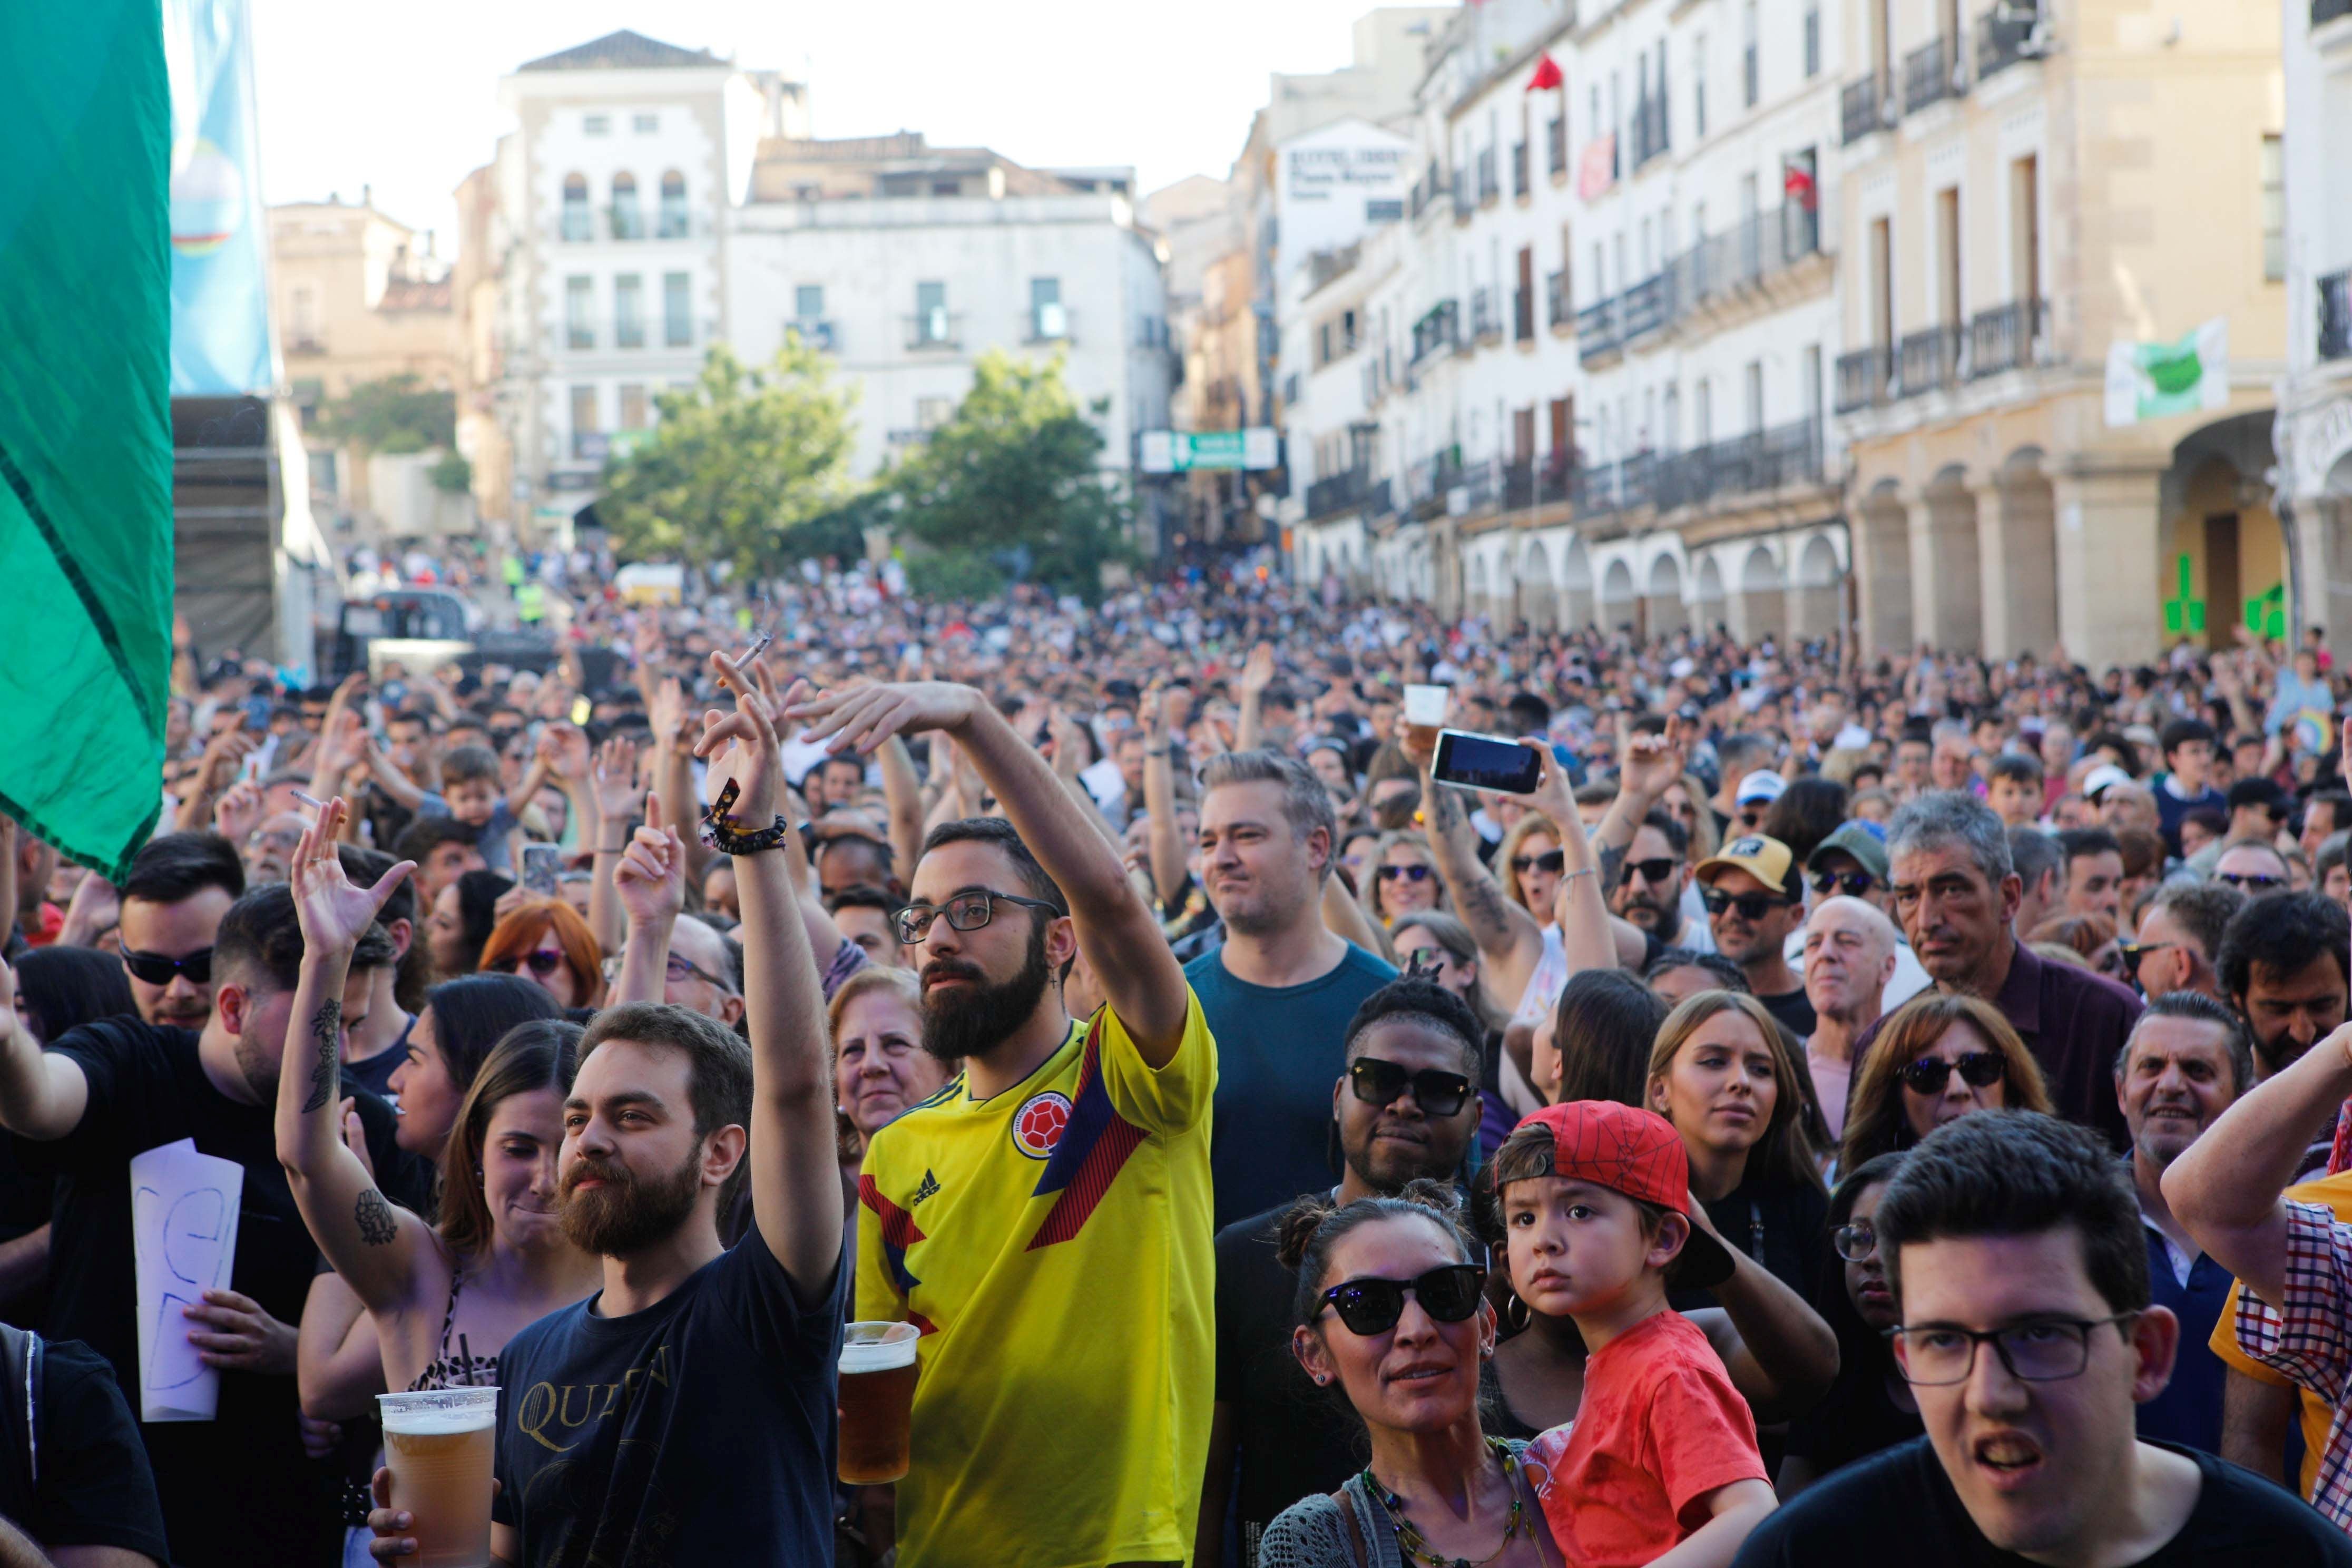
[{"xmin": 1523, "ymin": 1309, "xmax": 1767, "ymax": 1568}]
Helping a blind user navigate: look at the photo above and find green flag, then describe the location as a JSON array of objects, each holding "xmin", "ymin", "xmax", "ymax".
[{"xmin": 0, "ymin": 1, "xmax": 172, "ymax": 879}]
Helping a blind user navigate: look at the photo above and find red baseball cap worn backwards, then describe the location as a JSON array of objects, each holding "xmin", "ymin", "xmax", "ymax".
[{"xmin": 1511, "ymin": 1100, "xmax": 1738, "ymax": 1289}]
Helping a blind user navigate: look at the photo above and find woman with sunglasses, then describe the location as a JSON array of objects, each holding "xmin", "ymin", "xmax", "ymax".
[
  {"xmin": 477, "ymin": 897, "xmax": 603, "ymax": 1009},
  {"xmin": 1776, "ymin": 1153, "xmax": 1922, "ymax": 1497},
  {"xmin": 1363, "ymin": 832, "xmax": 1447, "ymax": 930},
  {"xmin": 1259, "ymin": 1183, "xmax": 1564, "ymax": 1567},
  {"xmin": 1494, "ymin": 816, "xmax": 1566, "ymax": 929},
  {"xmin": 1836, "ymin": 992, "xmax": 2053, "ymax": 1172}
]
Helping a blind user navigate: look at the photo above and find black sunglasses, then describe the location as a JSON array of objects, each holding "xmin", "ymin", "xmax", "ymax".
[
  {"xmin": 1902, "ymin": 1051, "xmax": 2006, "ymax": 1095},
  {"xmin": 1348, "ymin": 1056, "xmax": 1473, "ymax": 1118},
  {"xmin": 1810, "ymin": 870, "xmax": 1877, "ymax": 897},
  {"xmin": 1702, "ymin": 889, "xmax": 1794, "ymax": 920},
  {"xmin": 493, "ymin": 949, "xmax": 566, "ymax": 978},
  {"xmin": 2115, "ymin": 940, "xmax": 2172, "ymax": 982},
  {"xmin": 1618, "ymin": 857, "xmax": 1677, "ymax": 887},
  {"xmin": 1377, "ymin": 864, "xmax": 1434, "ymax": 883},
  {"xmin": 2216, "ymin": 871, "xmax": 2288, "ymax": 893},
  {"xmin": 120, "ymin": 947, "xmax": 214, "ymax": 986},
  {"xmin": 1316, "ymin": 1263, "xmax": 1487, "ymax": 1337},
  {"xmin": 1511, "ymin": 849, "xmax": 1566, "ymax": 875}
]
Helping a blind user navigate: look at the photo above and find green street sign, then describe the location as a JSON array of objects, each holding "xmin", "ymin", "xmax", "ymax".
[{"xmin": 1140, "ymin": 429, "xmax": 1280, "ymax": 474}]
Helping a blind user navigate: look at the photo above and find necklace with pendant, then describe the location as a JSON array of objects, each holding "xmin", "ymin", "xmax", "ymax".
[{"xmin": 1360, "ymin": 1437, "xmax": 1527, "ymax": 1568}]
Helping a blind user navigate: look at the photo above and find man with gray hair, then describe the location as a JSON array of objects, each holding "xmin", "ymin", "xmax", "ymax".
[
  {"xmin": 1861, "ymin": 790, "xmax": 2143, "ymax": 1145},
  {"xmin": 2008, "ymin": 824, "xmax": 2065, "ymax": 939},
  {"xmin": 1800, "ymin": 895, "xmax": 1899, "ymax": 1140},
  {"xmin": 1184, "ymin": 750, "xmax": 1395, "ymax": 1228},
  {"xmin": 2130, "ymin": 879, "xmax": 2245, "ymax": 1002}
]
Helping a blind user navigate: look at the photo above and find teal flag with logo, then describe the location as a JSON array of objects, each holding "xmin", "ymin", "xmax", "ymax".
[{"xmin": 0, "ymin": 1, "xmax": 173, "ymax": 879}]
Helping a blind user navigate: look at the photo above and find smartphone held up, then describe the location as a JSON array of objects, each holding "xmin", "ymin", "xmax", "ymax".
[{"xmin": 1429, "ymin": 729, "xmax": 1543, "ymax": 796}]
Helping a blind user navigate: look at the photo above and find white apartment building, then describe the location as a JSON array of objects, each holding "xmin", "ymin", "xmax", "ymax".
[
  {"xmin": 727, "ymin": 134, "xmax": 1174, "ymax": 484},
  {"xmin": 2279, "ymin": 0, "xmax": 2352, "ymax": 636},
  {"xmin": 489, "ymin": 31, "xmax": 805, "ymax": 534}
]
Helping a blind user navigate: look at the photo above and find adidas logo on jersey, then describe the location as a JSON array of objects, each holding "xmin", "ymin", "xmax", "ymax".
[{"xmin": 910, "ymin": 1169, "xmax": 940, "ymax": 1206}]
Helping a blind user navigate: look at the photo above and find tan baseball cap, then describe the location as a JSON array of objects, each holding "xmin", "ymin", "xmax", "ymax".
[{"xmin": 1693, "ymin": 833, "xmax": 1797, "ymax": 897}]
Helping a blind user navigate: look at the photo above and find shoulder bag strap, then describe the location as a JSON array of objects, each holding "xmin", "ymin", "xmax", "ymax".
[{"xmin": 1331, "ymin": 1486, "xmax": 1370, "ymax": 1568}]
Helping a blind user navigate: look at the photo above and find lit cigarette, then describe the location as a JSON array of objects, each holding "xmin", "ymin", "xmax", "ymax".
[
  {"xmin": 738, "ymin": 632, "xmax": 774, "ymax": 665},
  {"xmin": 293, "ymin": 791, "xmax": 328, "ymax": 810}
]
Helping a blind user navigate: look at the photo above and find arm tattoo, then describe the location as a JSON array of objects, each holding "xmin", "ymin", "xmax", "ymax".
[
  {"xmin": 355, "ymin": 1188, "xmax": 398, "ymax": 1246},
  {"xmin": 300, "ymin": 1000, "xmax": 342, "ymax": 1113}
]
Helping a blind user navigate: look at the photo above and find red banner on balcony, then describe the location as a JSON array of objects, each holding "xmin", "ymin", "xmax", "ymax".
[
  {"xmin": 1782, "ymin": 159, "xmax": 1818, "ymax": 210},
  {"xmin": 1526, "ymin": 52, "xmax": 1564, "ymax": 91}
]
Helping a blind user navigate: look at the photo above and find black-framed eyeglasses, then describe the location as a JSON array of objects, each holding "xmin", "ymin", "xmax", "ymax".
[
  {"xmin": 1619, "ymin": 857, "xmax": 1677, "ymax": 887},
  {"xmin": 1316, "ymin": 1263, "xmax": 1487, "ymax": 1337},
  {"xmin": 1886, "ymin": 1314, "xmax": 2139, "ymax": 1386},
  {"xmin": 895, "ymin": 889, "xmax": 1063, "ymax": 946},
  {"xmin": 1511, "ymin": 849, "xmax": 1565, "ymax": 876},
  {"xmin": 1347, "ymin": 1057, "xmax": 1473, "ymax": 1118},
  {"xmin": 121, "ymin": 947, "xmax": 213, "ymax": 986},
  {"xmin": 665, "ymin": 953, "xmax": 731, "ymax": 991},
  {"xmin": 1833, "ymin": 1221, "xmax": 1878, "ymax": 1261},
  {"xmin": 1702, "ymin": 889, "xmax": 1795, "ymax": 920},
  {"xmin": 2217, "ymin": 871, "xmax": 2288, "ymax": 893},
  {"xmin": 1377, "ymin": 864, "xmax": 1434, "ymax": 884},
  {"xmin": 1902, "ymin": 1051, "xmax": 2006, "ymax": 1095},
  {"xmin": 1811, "ymin": 869, "xmax": 1877, "ymax": 897},
  {"xmin": 2115, "ymin": 940, "xmax": 2172, "ymax": 982},
  {"xmin": 493, "ymin": 949, "xmax": 566, "ymax": 979}
]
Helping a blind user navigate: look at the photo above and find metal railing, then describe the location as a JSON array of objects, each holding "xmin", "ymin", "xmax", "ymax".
[
  {"xmin": 1409, "ymin": 160, "xmax": 1444, "ymax": 219},
  {"xmin": 1502, "ymin": 459, "xmax": 1536, "ymax": 511},
  {"xmin": 1410, "ymin": 299, "xmax": 1460, "ymax": 362},
  {"xmin": 1565, "ymin": 206, "xmax": 1824, "ymax": 357},
  {"xmin": 1977, "ymin": 4, "xmax": 2042, "ymax": 77},
  {"xmin": 1368, "ymin": 478, "xmax": 1397, "ymax": 520},
  {"xmin": 1651, "ymin": 419, "xmax": 1826, "ymax": 512},
  {"xmin": 1898, "ymin": 325, "xmax": 1965, "ymax": 396},
  {"xmin": 1842, "ymin": 74, "xmax": 1895, "ymax": 144},
  {"xmin": 1967, "ymin": 299, "xmax": 2046, "ymax": 377},
  {"xmin": 1622, "ymin": 273, "xmax": 1669, "ymax": 340},
  {"xmin": 1573, "ymin": 451, "xmax": 1657, "ymax": 518},
  {"xmin": 1472, "ymin": 288, "xmax": 1503, "ymax": 344},
  {"xmin": 1631, "ymin": 89, "xmax": 1671, "ymax": 168},
  {"xmin": 1512, "ymin": 142, "xmax": 1531, "ymax": 198},
  {"xmin": 1514, "ymin": 288, "xmax": 1536, "ymax": 342},
  {"xmin": 1546, "ymin": 271, "xmax": 1570, "ymax": 329},
  {"xmin": 554, "ymin": 316, "xmax": 704, "ymax": 353},
  {"xmin": 905, "ymin": 310, "xmax": 964, "ymax": 350},
  {"xmin": 1024, "ymin": 306, "xmax": 1075, "ymax": 344},
  {"xmin": 1547, "ymin": 117, "xmax": 1568, "ymax": 177},
  {"xmin": 1306, "ymin": 467, "xmax": 1370, "ymax": 520},
  {"xmin": 2322, "ymin": 269, "xmax": 2352, "ymax": 361},
  {"xmin": 1477, "ymin": 148, "xmax": 1500, "ymax": 203},
  {"xmin": 1835, "ymin": 345, "xmax": 1895, "ymax": 413},
  {"xmin": 1577, "ymin": 297, "xmax": 1621, "ymax": 363},
  {"xmin": 1458, "ymin": 456, "xmax": 1500, "ymax": 514},
  {"xmin": 1407, "ymin": 448, "xmax": 1464, "ymax": 509},
  {"xmin": 1453, "ymin": 168, "xmax": 1476, "ymax": 222},
  {"xmin": 1903, "ymin": 35, "xmax": 1965, "ymax": 114}
]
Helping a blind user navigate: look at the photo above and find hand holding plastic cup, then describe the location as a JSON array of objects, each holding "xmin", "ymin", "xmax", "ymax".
[
  {"xmin": 378, "ymin": 1387, "xmax": 497, "ymax": 1567},
  {"xmin": 1403, "ymin": 684, "xmax": 1451, "ymax": 754}
]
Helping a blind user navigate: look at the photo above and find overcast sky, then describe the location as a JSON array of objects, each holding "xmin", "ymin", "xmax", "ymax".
[{"xmin": 250, "ymin": 0, "xmax": 1408, "ymax": 249}]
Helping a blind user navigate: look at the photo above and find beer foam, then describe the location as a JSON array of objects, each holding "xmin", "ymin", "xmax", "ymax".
[
  {"xmin": 381, "ymin": 1405, "xmax": 497, "ymax": 1436},
  {"xmin": 839, "ymin": 1335, "xmax": 919, "ymax": 1374}
]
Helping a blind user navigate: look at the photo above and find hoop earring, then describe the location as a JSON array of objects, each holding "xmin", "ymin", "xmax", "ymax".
[{"xmin": 1502, "ymin": 1291, "xmax": 1532, "ymax": 1336}]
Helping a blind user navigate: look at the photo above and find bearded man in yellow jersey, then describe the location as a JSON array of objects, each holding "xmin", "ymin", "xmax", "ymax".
[{"xmin": 787, "ymin": 678, "xmax": 1216, "ymax": 1568}]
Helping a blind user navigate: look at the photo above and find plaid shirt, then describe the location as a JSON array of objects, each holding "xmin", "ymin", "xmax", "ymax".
[{"xmin": 2236, "ymin": 1200, "xmax": 2352, "ymax": 1529}]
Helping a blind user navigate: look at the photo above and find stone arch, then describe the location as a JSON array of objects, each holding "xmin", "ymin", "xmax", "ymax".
[
  {"xmin": 1791, "ymin": 533, "xmax": 1843, "ymax": 641},
  {"xmin": 1601, "ymin": 556, "xmax": 1638, "ymax": 633},
  {"xmin": 1693, "ymin": 554, "xmax": 1729, "ymax": 635},
  {"xmin": 1560, "ymin": 535, "xmax": 1596, "ymax": 631},
  {"xmin": 1984, "ymin": 447, "xmax": 2058, "ymax": 658},
  {"xmin": 1646, "ymin": 552, "xmax": 1688, "ymax": 638},
  {"xmin": 1740, "ymin": 543, "xmax": 1787, "ymax": 645},
  {"xmin": 1919, "ymin": 464, "xmax": 1983, "ymax": 652},
  {"xmin": 1520, "ymin": 541, "xmax": 1557, "ymax": 631},
  {"xmin": 1858, "ymin": 481, "xmax": 1915, "ymax": 654}
]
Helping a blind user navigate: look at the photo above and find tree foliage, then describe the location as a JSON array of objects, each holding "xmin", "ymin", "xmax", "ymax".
[
  {"xmin": 598, "ymin": 343, "xmax": 856, "ymax": 577},
  {"xmin": 888, "ymin": 351, "xmax": 1134, "ymax": 602},
  {"xmin": 318, "ymin": 374, "xmax": 456, "ymax": 454}
]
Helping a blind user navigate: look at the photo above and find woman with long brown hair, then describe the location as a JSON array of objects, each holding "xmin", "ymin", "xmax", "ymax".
[{"xmin": 1836, "ymin": 992, "xmax": 2053, "ymax": 1173}]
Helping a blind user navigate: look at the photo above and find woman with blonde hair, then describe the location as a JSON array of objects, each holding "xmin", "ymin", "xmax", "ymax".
[
  {"xmin": 1359, "ymin": 829, "xmax": 1448, "ymax": 929},
  {"xmin": 1837, "ymin": 992, "xmax": 2053, "ymax": 1172},
  {"xmin": 1492, "ymin": 814, "xmax": 1566, "ymax": 924},
  {"xmin": 1646, "ymin": 989, "xmax": 1828, "ymax": 1299},
  {"xmin": 477, "ymin": 897, "xmax": 603, "ymax": 1010}
]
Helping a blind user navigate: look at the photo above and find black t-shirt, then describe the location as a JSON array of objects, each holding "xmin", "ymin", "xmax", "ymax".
[
  {"xmin": 345, "ymin": 1011, "xmax": 415, "ymax": 1101},
  {"xmin": 16, "ymin": 1017, "xmax": 428, "ymax": 1568},
  {"xmin": 0, "ymin": 1335, "xmax": 170, "ymax": 1562},
  {"xmin": 1781, "ymin": 1354, "xmax": 1923, "ymax": 1479},
  {"xmin": 1756, "ymin": 984, "xmax": 1818, "ymax": 1039},
  {"xmin": 1733, "ymin": 1437, "xmax": 2352, "ymax": 1566},
  {"xmin": 1672, "ymin": 1168, "xmax": 1830, "ymax": 1312},
  {"xmin": 1215, "ymin": 1200, "xmax": 1368, "ymax": 1564},
  {"xmin": 492, "ymin": 1225, "xmax": 846, "ymax": 1567}
]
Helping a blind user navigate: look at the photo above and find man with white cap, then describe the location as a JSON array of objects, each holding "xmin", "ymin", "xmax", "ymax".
[
  {"xmin": 1694, "ymin": 833, "xmax": 1813, "ymax": 1035},
  {"xmin": 1731, "ymin": 769, "xmax": 1786, "ymax": 836}
]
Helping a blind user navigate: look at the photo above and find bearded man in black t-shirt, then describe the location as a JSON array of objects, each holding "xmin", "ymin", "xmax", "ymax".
[
  {"xmin": 0, "ymin": 885, "xmax": 425, "ymax": 1568},
  {"xmin": 1734, "ymin": 1113, "xmax": 2349, "ymax": 1567}
]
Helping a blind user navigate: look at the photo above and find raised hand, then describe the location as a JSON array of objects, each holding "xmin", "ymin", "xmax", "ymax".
[
  {"xmin": 694, "ymin": 651, "xmax": 790, "ymax": 820},
  {"xmin": 593, "ymin": 736, "xmax": 641, "ymax": 827},
  {"xmin": 537, "ymin": 722, "xmax": 593, "ymax": 785},
  {"xmin": 288, "ymin": 799, "xmax": 414, "ymax": 957},
  {"xmin": 213, "ymin": 779, "xmax": 264, "ymax": 845},
  {"xmin": 1617, "ymin": 718, "xmax": 1692, "ymax": 802},
  {"xmin": 1239, "ymin": 642, "xmax": 1277, "ymax": 696},
  {"xmin": 784, "ymin": 679, "xmax": 983, "ymax": 758},
  {"xmin": 313, "ymin": 708, "xmax": 368, "ymax": 779},
  {"xmin": 614, "ymin": 792, "xmax": 685, "ymax": 929}
]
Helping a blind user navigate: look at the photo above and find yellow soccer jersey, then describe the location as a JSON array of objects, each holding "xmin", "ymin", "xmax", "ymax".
[{"xmin": 856, "ymin": 988, "xmax": 1217, "ymax": 1568}]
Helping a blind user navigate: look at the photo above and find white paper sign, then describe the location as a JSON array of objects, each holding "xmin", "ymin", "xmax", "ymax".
[{"xmin": 130, "ymin": 1139, "xmax": 244, "ymax": 1423}]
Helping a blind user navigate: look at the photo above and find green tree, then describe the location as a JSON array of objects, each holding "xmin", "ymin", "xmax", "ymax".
[
  {"xmin": 317, "ymin": 374, "xmax": 455, "ymax": 454},
  {"xmin": 427, "ymin": 451, "xmax": 472, "ymax": 494},
  {"xmin": 598, "ymin": 343, "xmax": 856, "ymax": 577},
  {"xmin": 889, "ymin": 351, "xmax": 1135, "ymax": 602}
]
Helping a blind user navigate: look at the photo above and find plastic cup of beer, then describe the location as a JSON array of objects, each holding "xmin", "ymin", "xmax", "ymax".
[
  {"xmin": 1403, "ymin": 684, "xmax": 1450, "ymax": 751},
  {"xmin": 378, "ymin": 1387, "xmax": 498, "ymax": 1568},
  {"xmin": 838, "ymin": 1321, "xmax": 921, "ymax": 1485}
]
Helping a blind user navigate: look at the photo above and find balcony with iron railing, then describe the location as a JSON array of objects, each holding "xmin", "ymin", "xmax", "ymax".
[
  {"xmin": 1024, "ymin": 305, "xmax": 1074, "ymax": 345},
  {"xmin": 1621, "ymin": 273, "xmax": 1670, "ymax": 341},
  {"xmin": 1977, "ymin": 3, "xmax": 2044, "ymax": 79},
  {"xmin": 1453, "ymin": 168, "xmax": 1476, "ymax": 222},
  {"xmin": 1368, "ymin": 477, "xmax": 1397, "ymax": 520},
  {"xmin": 1477, "ymin": 148, "xmax": 1501, "ymax": 204},
  {"xmin": 1835, "ymin": 345, "xmax": 1896, "ymax": 413},
  {"xmin": 1514, "ymin": 287, "xmax": 1536, "ymax": 343},
  {"xmin": 905, "ymin": 310, "xmax": 965, "ymax": 350},
  {"xmin": 1547, "ymin": 117, "xmax": 1568, "ymax": 178},
  {"xmin": 553, "ymin": 316, "xmax": 708, "ymax": 354},
  {"xmin": 1410, "ymin": 299, "xmax": 1461, "ymax": 362},
  {"xmin": 1471, "ymin": 288, "xmax": 1503, "ymax": 345},
  {"xmin": 1651, "ymin": 419, "xmax": 1826, "ymax": 513},
  {"xmin": 1898, "ymin": 324, "xmax": 1965, "ymax": 396},
  {"xmin": 1458, "ymin": 456, "xmax": 1500, "ymax": 515},
  {"xmin": 1407, "ymin": 448, "xmax": 1464, "ymax": 511},
  {"xmin": 1503, "ymin": 459, "xmax": 1536, "ymax": 512},
  {"xmin": 1967, "ymin": 299, "xmax": 2048, "ymax": 378},
  {"xmin": 1547, "ymin": 271, "xmax": 1571, "ymax": 330},
  {"xmin": 1631, "ymin": 89, "xmax": 1671, "ymax": 169},
  {"xmin": 1577, "ymin": 296, "xmax": 1621, "ymax": 365},
  {"xmin": 1669, "ymin": 205, "xmax": 1824, "ymax": 312},
  {"xmin": 1904, "ymin": 35, "xmax": 1966, "ymax": 114},
  {"xmin": 1573, "ymin": 451, "xmax": 1657, "ymax": 518},
  {"xmin": 1305, "ymin": 467, "xmax": 1370, "ymax": 521},
  {"xmin": 1842, "ymin": 74, "xmax": 1897, "ymax": 144},
  {"xmin": 1512, "ymin": 142, "xmax": 1531, "ymax": 199},
  {"xmin": 2322, "ymin": 270, "xmax": 2352, "ymax": 361}
]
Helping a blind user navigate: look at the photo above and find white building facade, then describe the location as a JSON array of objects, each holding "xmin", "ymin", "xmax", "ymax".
[{"xmin": 2279, "ymin": 0, "xmax": 2352, "ymax": 636}]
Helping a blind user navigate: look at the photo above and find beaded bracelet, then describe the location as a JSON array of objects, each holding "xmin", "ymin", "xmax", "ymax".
[{"xmin": 697, "ymin": 779, "xmax": 789, "ymax": 856}]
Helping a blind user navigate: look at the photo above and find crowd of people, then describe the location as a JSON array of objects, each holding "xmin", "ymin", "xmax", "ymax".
[{"xmin": 9, "ymin": 550, "xmax": 2352, "ymax": 1565}]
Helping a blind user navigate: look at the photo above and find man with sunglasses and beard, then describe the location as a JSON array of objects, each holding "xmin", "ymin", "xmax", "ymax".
[
  {"xmin": 782, "ymin": 676, "xmax": 1213, "ymax": 1568},
  {"xmin": 1200, "ymin": 976, "xmax": 1486, "ymax": 1566},
  {"xmin": 369, "ymin": 650, "xmax": 849, "ymax": 1567},
  {"xmin": 1694, "ymin": 835, "xmax": 1816, "ymax": 1036},
  {"xmin": 116, "ymin": 830, "xmax": 246, "ymax": 1030},
  {"xmin": 1611, "ymin": 810, "xmax": 1714, "ymax": 953}
]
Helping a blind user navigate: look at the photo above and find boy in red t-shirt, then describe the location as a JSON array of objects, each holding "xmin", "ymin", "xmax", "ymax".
[{"xmin": 1498, "ymin": 1100, "xmax": 1777, "ymax": 1567}]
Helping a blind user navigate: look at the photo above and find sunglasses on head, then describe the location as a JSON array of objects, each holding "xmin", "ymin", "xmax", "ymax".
[
  {"xmin": 1702, "ymin": 888, "xmax": 1794, "ymax": 920},
  {"xmin": 1618, "ymin": 857, "xmax": 1677, "ymax": 887},
  {"xmin": 2216, "ymin": 871, "xmax": 2288, "ymax": 893},
  {"xmin": 1902, "ymin": 1051, "xmax": 2006, "ymax": 1095},
  {"xmin": 1347, "ymin": 1056, "xmax": 1473, "ymax": 1117},
  {"xmin": 494, "ymin": 949, "xmax": 566, "ymax": 978},
  {"xmin": 1377, "ymin": 864, "xmax": 1434, "ymax": 883},
  {"xmin": 1511, "ymin": 848, "xmax": 1566, "ymax": 876},
  {"xmin": 1810, "ymin": 869, "xmax": 1877, "ymax": 897},
  {"xmin": 120, "ymin": 947, "xmax": 213, "ymax": 986},
  {"xmin": 1315, "ymin": 1263, "xmax": 1487, "ymax": 1337}
]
